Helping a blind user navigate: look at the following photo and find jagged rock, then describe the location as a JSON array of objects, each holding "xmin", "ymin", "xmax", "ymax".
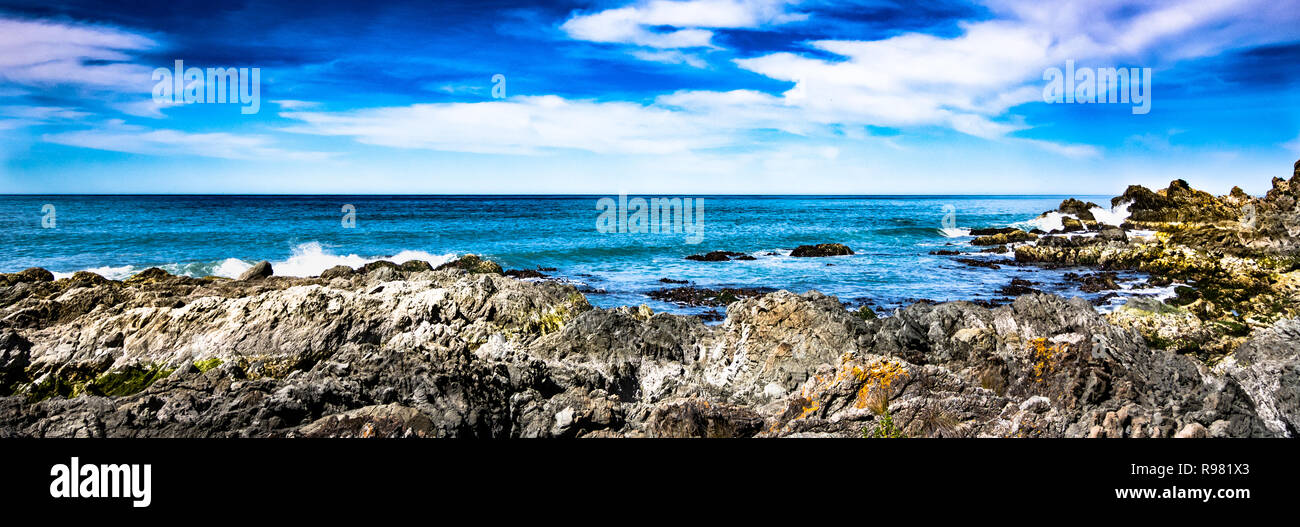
[
  {"xmin": 238, "ymin": 261, "xmax": 273, "ymax": 281},
  {"xmin": 1057, "ymin": 198, "xmax": 1101, "ymax": 221},
  {"xmin": 0, "ymin": 265, "xmax": 1283, "ymax": 437},
  {"xmin": 1215, "ymin": 319, "xmax": 1300, "ymax": 437}
]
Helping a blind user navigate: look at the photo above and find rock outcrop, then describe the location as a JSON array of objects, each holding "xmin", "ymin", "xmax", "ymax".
[
  {"xmin": 790, "ymin": 243, "xmax": 854, "ymax": 257},
  {"xmin": 1012, "ymin": 160, "xmax": 1300, "ymax": 358}
]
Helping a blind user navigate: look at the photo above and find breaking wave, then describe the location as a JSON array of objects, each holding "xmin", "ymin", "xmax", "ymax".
[{"xmin": 50, "ymin": 242, "xmax": 458, "ymax": 280}]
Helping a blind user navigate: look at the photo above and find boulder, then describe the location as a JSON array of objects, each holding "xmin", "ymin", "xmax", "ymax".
[{"xmin": 237, "ymin": 261, "xmax": 273, "ymax": 281}]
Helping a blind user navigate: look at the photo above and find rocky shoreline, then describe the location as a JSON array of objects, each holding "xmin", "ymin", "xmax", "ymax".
[{"xmin": 1, "ymin": 162, "xmax": 1298, "ymax": 438}]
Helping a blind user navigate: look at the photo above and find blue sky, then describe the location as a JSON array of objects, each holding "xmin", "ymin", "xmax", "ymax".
[{"xmin": 1, "ymin": 0, "xmax": 1298, "ymax": 194}]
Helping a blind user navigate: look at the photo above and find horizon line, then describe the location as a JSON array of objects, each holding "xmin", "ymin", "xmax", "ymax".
[{"xmin": 0, "ymin": 193, "xmax": 1118, "ymax": 198}]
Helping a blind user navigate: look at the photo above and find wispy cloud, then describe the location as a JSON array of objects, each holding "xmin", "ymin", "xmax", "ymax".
[
  {"xmin": 44, "ymin": 120, "xmax": 331, "ymax": 161},
  {"xmin": 280, "ymin": 95, "xmax": 737, "ymax": 155}
]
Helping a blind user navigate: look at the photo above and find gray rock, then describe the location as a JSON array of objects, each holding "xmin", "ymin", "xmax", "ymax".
[{"xmin": 1215, "ymin": 319, "xmax": 1300, "ymax": 437}]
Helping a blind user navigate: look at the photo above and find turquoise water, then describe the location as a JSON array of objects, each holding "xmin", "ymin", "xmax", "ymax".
[{"xmin": 0, "ymin": 195, "xmax": 1162, "ymax": 316}]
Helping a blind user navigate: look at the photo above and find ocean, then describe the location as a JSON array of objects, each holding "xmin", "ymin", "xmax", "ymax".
[{"xmin": 0, "ymin": 195, "xmax": 1166, "ymax": 318}]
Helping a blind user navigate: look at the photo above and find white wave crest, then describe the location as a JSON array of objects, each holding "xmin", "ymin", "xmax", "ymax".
[
  {"xmin": 939, "ymin": 227, "xmax": 972, "ymax": 238},
  {"xmin": 51, "ymin": 265, "xmax": 135, "ymax": 280},
  {"xmin": 1020, "ymin": 211, "xmax": 1069, "ymax": 233}
]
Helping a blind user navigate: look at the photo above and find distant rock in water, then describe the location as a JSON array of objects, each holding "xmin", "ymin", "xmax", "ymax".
[
  {"xmin": 790, "ymin": 243, "xmax": 854, "ymax": 257},
  {"xmin": 504, "ymin": 269, "xmax": 548, "ymax": 279},
  {"xmin": 685, "ymin": 251, "xmax": 755, "ymax": 262},
  {"xmin": 238, "ymin": 261, "xmax": 273, "ymax": 281},
  {"xmin": 996, "ymin": 278, "xmax": 1041, "ymax": 296}
]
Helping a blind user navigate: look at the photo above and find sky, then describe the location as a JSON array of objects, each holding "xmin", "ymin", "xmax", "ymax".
[{"xmin": 0, "ymin": 0, "xmax": 1298, "ymax": 195}]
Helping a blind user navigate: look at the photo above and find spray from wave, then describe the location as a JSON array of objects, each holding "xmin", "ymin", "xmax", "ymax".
[
  {"xmin": 51, "ymin": 242, "xmax": 458, "ymax": 280},
  {"xmin": 1090, "ymin": 201, "xmax": 1132, "ymax": 227}
]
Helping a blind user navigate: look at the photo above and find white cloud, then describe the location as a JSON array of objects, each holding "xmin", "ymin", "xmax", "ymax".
[
  {"xmin": 44, "ymin": 120, "xmax": 331, "ymax": 161},
  {"xmin": 561, "ymin": 0, "xmax": 806, "ymax": 48},
  {"xmin": 0, "ymin": 18, "xmax": 156, "ymax": 91}
]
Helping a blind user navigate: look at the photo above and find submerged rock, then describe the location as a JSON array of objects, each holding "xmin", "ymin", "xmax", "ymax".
[{"xmin": 685, "ymin": 251, "xmax": 755, "ymax": 262}]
